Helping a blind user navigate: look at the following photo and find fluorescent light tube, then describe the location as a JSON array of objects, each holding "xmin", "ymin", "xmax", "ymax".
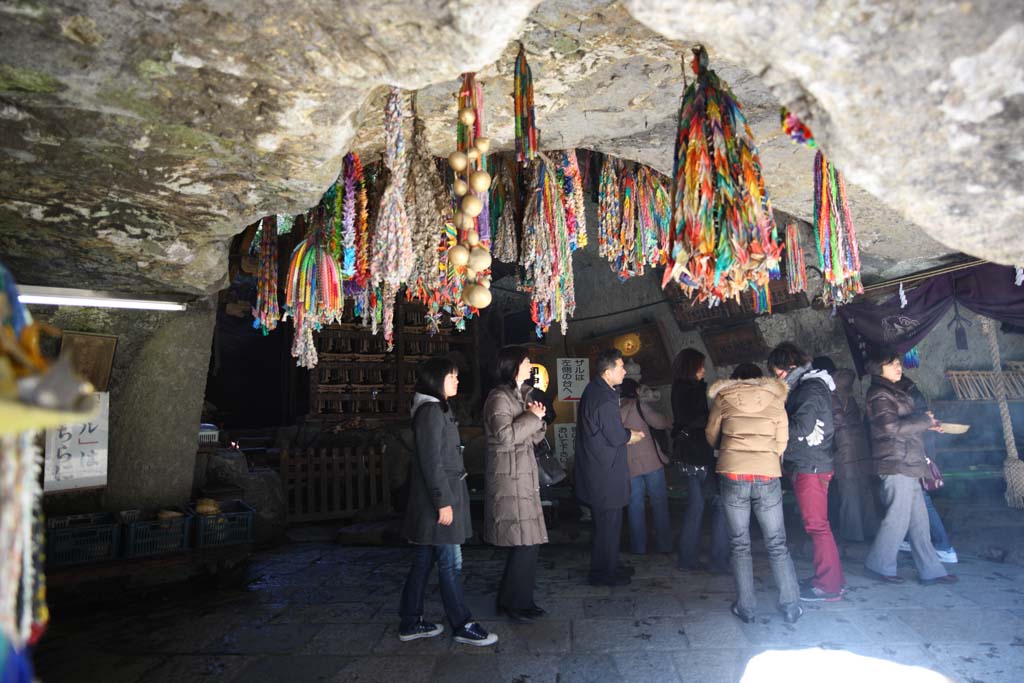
[{"xmin": 17, "ymin": 286, "xmax": 188, "ymax": 311}]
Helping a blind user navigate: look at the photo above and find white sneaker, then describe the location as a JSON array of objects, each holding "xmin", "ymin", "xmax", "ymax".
[
  {"xmin": 936, "ymin": 547, "xmax": 958, "ymax": 564},
  {"xmin": 898, "ymin": 541, "xmax": 911, "ymax": 553}
]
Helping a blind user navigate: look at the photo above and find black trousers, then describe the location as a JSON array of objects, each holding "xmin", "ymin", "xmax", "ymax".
[
  {"xmin": 590, "ymin": 506, "xmax": 623, "ymax": 581},
  {"xmin": 498, "ymin": 545, "xmax": 540, "ymax": 610}
]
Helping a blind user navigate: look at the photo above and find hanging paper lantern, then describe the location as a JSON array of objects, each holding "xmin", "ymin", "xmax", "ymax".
[
  {"xmin": 664, "ymin": 47, "xmax": 782, "ymax": 305},
  {"xmin": 252, "ymin": 215, "xmax": 280, "ymax": 335},
  {"xmin": 514, "ymin": 44, "xmax": 538, "ymax": 165}
]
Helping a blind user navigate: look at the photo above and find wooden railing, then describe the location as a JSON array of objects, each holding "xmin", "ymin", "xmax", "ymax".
[{"xmin": 280, "ymin": 445, "xmax": 390, "ymax": 522}]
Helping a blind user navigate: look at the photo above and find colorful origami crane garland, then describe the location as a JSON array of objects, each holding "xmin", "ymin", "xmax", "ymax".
[
  {"xmin": 283, "ymin": 211, "xmax": 344, "ymax": 369},
  {"xmin": 664, "ymin": 47, "xmax": 782, "ymax": 310},
  {"xmin": 519, "ymin": 153, "xmax": 580, "ymax": 337},
  {"xmin": 785, "ymin": 223, "xmax": 808, "ymax": 295},
  {"xmin": 514, "ymin": 44, "xmax": 539, "ymax": 165},
  {"xmin": 596, "ymin": 157, "xmax": 671, "ymax": 281},
  {"xmin": 252, "ymin": 215, "xmax": 280, "ymax": 335},
  {"xmin": 489, "ymin": 157, "xmax": 518, "ymax": 263},
  {"xmin": 780, "ymin": 107, "xmax": 864, "ymax": 306}
]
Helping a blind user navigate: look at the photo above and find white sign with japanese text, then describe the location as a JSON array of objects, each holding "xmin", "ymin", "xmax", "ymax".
[
  {"xmin": 44, "ymin": 392, "xmax": 109, "ymax": 492},
  {"xmin": 557, "ymin": 358, "xmax": 589, "ymax": 401},
  {"xmin": 553, "ymin": 423, "xmax": 576, "ymax": 469}
]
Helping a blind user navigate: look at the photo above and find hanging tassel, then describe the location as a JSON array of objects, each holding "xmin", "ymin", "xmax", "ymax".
[
  {"xmin": 903, "ymin": 346, "xmax": 920, "ymax": 368},
  {"xmin": 514, "ymin": 44, "xmax": 538, "ymax": 165},
  {"xmin": 899, "ymin": 281, "xmax": 907, "ymax": 308},
  {"xmin": 252, "ymin": 216, "xmax": 280, "ymax": 335},
  {"xmin": 1015, "ymin": 266, "xmax": 1023, "ymax": 286}
]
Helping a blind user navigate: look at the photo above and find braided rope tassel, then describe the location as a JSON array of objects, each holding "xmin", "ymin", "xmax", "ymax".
[{"xmin": 981, "ymin": 319, "xmax": 1024, "ymax": 508}]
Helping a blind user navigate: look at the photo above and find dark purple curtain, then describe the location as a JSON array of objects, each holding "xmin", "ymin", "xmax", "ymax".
[{"xmin": 839, "ymin": 264, "xmax": 1024, "ymax": 375}]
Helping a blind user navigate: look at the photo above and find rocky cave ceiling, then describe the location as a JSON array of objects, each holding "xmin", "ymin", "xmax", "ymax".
[{"xmin": 0, "ymin": 0, "xmax": 1021, "ymax": 297}]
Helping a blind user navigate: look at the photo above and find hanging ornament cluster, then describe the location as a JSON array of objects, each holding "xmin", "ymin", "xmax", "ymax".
[
  {"xmin": 445, "ymin": 72, "xmax": 493, "ymax": 311},
  {"xmin": 784, "ymin": 223, "xmax": 807, "ymax": 294},
  {"xmin": 557, "ymin": 150, "xmax": 588, "ymax": 250},
  {"xmin": 405, "ymin": 94, "xmax": 448, "ymax": 299},
  {"xmin": 514, "ymin": 44, "xmax": 538, "ymax": 165},
  {"xmin": 369, "ymin": 87, "xmax": 415, "ymax": 349},
  {"xmin": 596, "ymin": 156, "xmax": 671, "ymax": 281},
  {"xmin": 663, "ymin": 47, "xmax": 782, "ymax": 307},
  {"xmin": 283, "ymin": 211, "xmax": 344, "ymax": 368},
  {"xmin": 519, "ymin": 153, "xmax": 580, "ymax": 336},
  {"xmin": 252, "ymin": 215, "xmax": 280, "ymax": 335},
  {"xmin": 781, "ymin": 107, "xmax": 864, "ymax": 306}
]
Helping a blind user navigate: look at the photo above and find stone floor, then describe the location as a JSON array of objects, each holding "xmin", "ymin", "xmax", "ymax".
[{"xmin": 35, "ymin": 541, "xmax": 1024, "ymax": 682}]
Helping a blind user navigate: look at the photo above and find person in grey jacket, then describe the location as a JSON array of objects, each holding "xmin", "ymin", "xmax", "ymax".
[
  {"xmin": 398, "ymin": 357, "xmax": 497, "ymax": 647},
  {"xmin": 575, "ymin": 349, "xmax": 645, "ymax": 586},
  {"xmin": 483, "ymin": 346, "xmax": 548, "ymax": 623}
]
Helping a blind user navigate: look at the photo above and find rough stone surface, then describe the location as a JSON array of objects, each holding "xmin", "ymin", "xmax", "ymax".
[
  {"xmin": 31, "ymin": 300, "xmax": 216, "ymax": 513},
  {"xmin": 2, "ymin": 0, "xmax": 1021, "ymax": 297}
]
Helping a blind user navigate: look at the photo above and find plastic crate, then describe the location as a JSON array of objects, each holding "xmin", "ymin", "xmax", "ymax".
[
  {"xmin": 191, "ymin": 500, "xmax": 255, "ymax": 547},
  {"xmin": 122, "ymin": 509, "xmax": 192, "ymax": 558},
  {"xmin": 47, "ymin": 513, "xmax": 120, "ymax": 566}
]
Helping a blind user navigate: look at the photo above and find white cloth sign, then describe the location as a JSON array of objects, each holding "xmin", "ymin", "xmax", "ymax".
[
  {"xmin": 557, "ymin": 358, "xmax": 589, "ymax": 401},
  {"xmin": 44, "ymin": 392, "xmax": 109, "ymax": 492},
  {"xmin": 554, "ymin": 423, "xmax": 576, "ymax": 469}
]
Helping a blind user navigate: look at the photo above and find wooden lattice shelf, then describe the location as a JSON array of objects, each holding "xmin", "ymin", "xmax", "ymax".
[{"xmin": 945, "ymin": 368, "xmax": 1024, "ymax": 401}]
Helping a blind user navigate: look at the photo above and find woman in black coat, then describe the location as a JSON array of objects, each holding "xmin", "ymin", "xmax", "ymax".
[
  {"xmin": 672, "ymin": 348, "xmax": 728, "ymax": 573},
  {"xmin": 398, "ymin": 357, "xmax": 497, "ymax": 647}
]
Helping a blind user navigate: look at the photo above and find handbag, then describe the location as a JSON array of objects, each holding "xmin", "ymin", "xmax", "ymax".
[
  {"xmin": 921, "ymin": 457, "xmax": 944, "ymax": 492},
  {"xmin": 636, "ymin": 401, "xmax": 672, "ymax": 463},
  {"xmin": 534, "ymin": 437, "xmax": 567, "ymax": 487}
]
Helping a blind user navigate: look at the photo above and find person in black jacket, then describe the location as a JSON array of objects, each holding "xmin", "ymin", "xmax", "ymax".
[
  {"xmin": 672, "ymin": 348, "xmax": 728, "ymax": 573},
  {"xmin": 399, "ymin": 357, "xmax": 497, "ymax": 647},
  {"xmin": 575, "ymin": 349, "xmax": 645, "ymax": 586},
  {"xmin": 769, "ymin": 343, "xmax": 844, "ymax": 602}
]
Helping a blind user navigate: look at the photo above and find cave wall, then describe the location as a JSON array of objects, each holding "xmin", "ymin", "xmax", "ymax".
[{"xmin": 30, "ymin": 299, "xmax": 216, "ymax": 515}]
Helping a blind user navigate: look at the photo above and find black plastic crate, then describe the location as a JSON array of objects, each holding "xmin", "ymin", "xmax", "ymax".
[
  {"xmin": 122, "ymin": 509, "xmax": 192, "ymax": 558},
  {"xmin": 191, "ymin": 500, "xmax": 255, "ymax": 547},
  {"xmin": 47, "ymin": 513, "xmax": 120, "ymax": 566}
]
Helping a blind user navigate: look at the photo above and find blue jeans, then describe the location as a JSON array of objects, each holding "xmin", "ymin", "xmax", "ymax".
[
  {"xmin": 678, "ymin": 470, "xmax": 728, "ymax": 571},
  {"xmin": 903, "ymin": 490, "xmax": 951, "ymax": 551},
  {"xmin": 399, "ymin": 544, "xmax": 471, "ymax": 631},
  {"xmin": 721, "ymin": 477, "xmax": 800, "ymax": 613},
  {"xmin": 627, "ymin": 468, "xmax": 672, "ymax": 554}
]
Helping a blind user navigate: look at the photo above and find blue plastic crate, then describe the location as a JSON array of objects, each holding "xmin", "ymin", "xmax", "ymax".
[
  {"xmin": 191, "ymin": 500, "xmax": 255, "ymax": 547},
  {"xmin": 47, "ymin": 513, "xmax": 120, "ymax": 566},
  {"xmin": 122, "ymin": 510, "xmax": 192, "ymax": 558}
]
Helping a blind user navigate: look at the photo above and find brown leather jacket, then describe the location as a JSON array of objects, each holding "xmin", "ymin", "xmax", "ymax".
[
  {"xmin": 831, "ymin": 369, "xmax": 873, "ymax": 479},
  {"xmin": 864, "ymin": 375, "xmax": 933, "ymax": 478}
]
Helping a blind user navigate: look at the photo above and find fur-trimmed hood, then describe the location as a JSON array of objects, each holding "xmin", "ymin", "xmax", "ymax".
[{"xmin": 708, "ymin": 377, "xmax": 789, "ymax": 412}]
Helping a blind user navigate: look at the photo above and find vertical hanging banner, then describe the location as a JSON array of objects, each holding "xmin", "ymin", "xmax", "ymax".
[
  {"xmin": 44, "ymin": 392, "xmax": 109, "ymax": 492},
  {"xmin": 554, "ymin": 423, "xmax": 577, "ymax": 469},
  {"xmin": 557, "ymin": 358, "xmax": 589, "ymax": 401}
]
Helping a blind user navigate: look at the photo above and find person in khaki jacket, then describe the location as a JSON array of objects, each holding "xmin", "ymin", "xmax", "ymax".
[
  {"xmin": 706, "ymin": 363, "xmax": 803, "ymax": 625},
  {"xmin": 483, "ymin": 346, "xmax": 548, "ymax": 623}
]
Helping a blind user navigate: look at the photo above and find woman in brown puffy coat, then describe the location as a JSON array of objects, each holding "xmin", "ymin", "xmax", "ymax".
[
  {"xmin": 862, "ymin": 348, "xmax": 954, "ymax": 586},
  {"xmin": 483, "ymin": 346, "xmax": 548, "ymax": 623}
]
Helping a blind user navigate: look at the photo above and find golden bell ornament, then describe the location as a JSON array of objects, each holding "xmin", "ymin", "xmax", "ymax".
[
  {"xmin": 465, "ymin": 267, "xmax": 477, "ymax": 279},
  {"xmin": 469, "ymin": 170, "xmax": 491, "ymax": 193},
  {"xmin": 466, "ymin": 230, "xmax": 480, "ymax": 246},
  {"xmin": 466, "ymin": 147, "xmax": 480, "ymax": 162},
  {"xmin": 453, "ymin": 179, "xmax": 468, "ymax": 197},
  {"xmin": 448, "ymin": 244, "xmax": 470, "ymax": 267},
  {"xmin": 448, "ymin": 151, "xmax": 468, "ymax": 173},
  {"xmin": 458, "ymin": 107, "xmax": 476, "ymax": 126},
  {"xmin": 474, "ymin": 137, "xmax": 491, "ymax": 154},
  {"xmin": 468, "ymin": 246, "xmax": 492, "ymax": 272},
  {"xmin": 463, "ymin": 283, "xmax": 492, "ymax": 309},
  {"xmin": 461, "ymin": 194, "xmax": 483, "ymax": 218}
]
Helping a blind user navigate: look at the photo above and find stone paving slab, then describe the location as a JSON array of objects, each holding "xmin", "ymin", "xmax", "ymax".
[{"xmin": 35, "ymin": 540, "xmax": 1024, "ymax": 682}]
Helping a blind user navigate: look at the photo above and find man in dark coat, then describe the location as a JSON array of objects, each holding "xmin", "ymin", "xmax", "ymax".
[
  {"xmin": 575, "ymin": 349, "xmax": 644, "ymax": 586},
  {"xmin": 769, "ymin": 343, "xmax": 844, "ymax": 602}
]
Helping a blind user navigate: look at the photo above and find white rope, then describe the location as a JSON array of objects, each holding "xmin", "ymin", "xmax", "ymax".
[{"xmin": 981, "ymin": 318, "xmax": 1024, "ymax": 508}]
